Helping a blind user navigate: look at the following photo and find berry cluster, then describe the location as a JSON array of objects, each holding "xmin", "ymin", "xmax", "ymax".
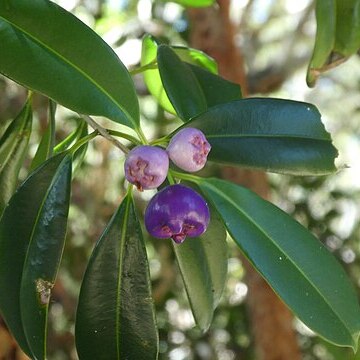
[{"xmin": 124, "ymin": 127, "xmax": 211, "ymax": 243}]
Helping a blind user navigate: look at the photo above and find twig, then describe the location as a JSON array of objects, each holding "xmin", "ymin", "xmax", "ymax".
[{"xmin": 79, "ymin": 114, "xmax": 130, "ymax": 154}]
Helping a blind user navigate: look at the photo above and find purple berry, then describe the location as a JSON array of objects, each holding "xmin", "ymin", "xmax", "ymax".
[
  {"xmin": 166, "ymin": 127, "xmax": 211, "ymax": 172},
  {"xmin": 145, "ymin": 184, "xmax": 210, "ymax": 244},
  {"xmin": 124, "ymin": 145, "xmax": 169, "ymax": 191}
]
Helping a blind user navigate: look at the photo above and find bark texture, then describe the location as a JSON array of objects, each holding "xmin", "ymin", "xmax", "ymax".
[{"xmin": 188, "ymin": 2, "xmax": 302, "ymax": 359}]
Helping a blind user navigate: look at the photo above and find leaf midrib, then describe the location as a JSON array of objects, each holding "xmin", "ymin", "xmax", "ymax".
[
  {"xmin": 200, "ymin": 179, "xmax": 354, "ymax": 340},
  {"xmin": 0, "ymin": 15, "xmax": 136, "ymax": 127}
]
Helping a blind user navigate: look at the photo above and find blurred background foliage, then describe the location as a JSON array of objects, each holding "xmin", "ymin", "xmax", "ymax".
[{"xmin": 1, "ymin": 0, "xmax": 360, "ymax": 359}]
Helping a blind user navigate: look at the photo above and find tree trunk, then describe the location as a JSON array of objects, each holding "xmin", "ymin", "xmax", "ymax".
[{"xmin": 188, "ymin": 2, "xmax": 302, "ymax": 359}]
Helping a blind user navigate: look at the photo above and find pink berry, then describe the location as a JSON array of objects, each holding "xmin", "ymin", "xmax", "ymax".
[
  {"xmin": 124, "ymin": 145, "xmax": 169, "ymax": 191},
  {"xmin": 167, "ymin": 128, "xmax": 211, "ymax": 172}
]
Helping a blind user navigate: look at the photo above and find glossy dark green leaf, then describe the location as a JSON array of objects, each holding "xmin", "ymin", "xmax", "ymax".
[
  {"xmin": 0, "ymin": 99, "xmax": 32, "ymax": 214},
  {"xmin": 307, "ymin": 0, "xmax": 336, "ymax": 87},
  {"xmin": 165, "ymin": 0, "xmax": 215, "ymax": 7},
  {"xmin": 334, "ymin": 0, "xmax": 360, "ymax": 56},
  {"xmin": 30, "ymin": 100, "xmax": 56, "ymax": 171},
  {"xmin": 20, "ymin": 155, "xmax": 72, "ymax": 360},
  {"xmin": 187, "ymin": 64, "xmax": 241, "ymax": 107},
  {"xmin": 76, "ymin": 193, "xmax": 158, "ymax": 360},
  {"xmin": 158, "ymin": 44, "xmax": 207, "ymax": 120},
  {"xmin": 0, "ymin": 153, "xmax": 71, "ymax": 358},
  {"xmin": 157, "ymin": 45, "xmax": 241, "ymax": 120},
  {"xmin": 184, "ymin": 98, "xmax": 338, "ymax": 175},
  {"xmin": 141, "ymin": 35, "xmax": 217, "ymax": 115},
  {"xmin": 173, "ymin": 198, "xmax": 227, "ymax": 331},
  {"xmin": 0, "ymin": 0, "xmax": 139, "ymax": 128},
  {"xmin": 196, "ymin": 177, "xmax": 360, "ymax": 350}
]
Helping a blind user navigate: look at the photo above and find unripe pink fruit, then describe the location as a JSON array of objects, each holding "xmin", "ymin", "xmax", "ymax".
[
  {"xmin": 124, "ymin": 145, "xmax": 169, "ymax": 191},
  {"xmin": 167, "ymin": 128, "xmax": 211, "ymax": 172}
]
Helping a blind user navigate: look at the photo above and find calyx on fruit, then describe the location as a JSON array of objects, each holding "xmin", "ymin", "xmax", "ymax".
[
  {"xmin": 124, "ymin": 145, "xmax": 169, "ymax": 191},
  {"xmin": 167, "ymin": 127, "xmax": 211, "ymax": 172}
]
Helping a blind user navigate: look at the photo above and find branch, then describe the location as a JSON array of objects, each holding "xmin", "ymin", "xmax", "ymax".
[{"xmin": 79, "ymin": 114, "xmax": 130, "ymax": 155}]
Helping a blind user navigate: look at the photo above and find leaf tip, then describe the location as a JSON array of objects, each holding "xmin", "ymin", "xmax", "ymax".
[{"xmin": 306, "ymin": 68, "xmax": 318, "ymax": 88}]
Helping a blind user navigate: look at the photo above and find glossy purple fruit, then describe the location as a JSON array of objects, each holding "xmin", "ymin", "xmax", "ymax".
[
  {"xmin": 124, "ymin": 145, "xmax": 169, "ymax": 191},
  {"xmin": 166, "ymin": 127, "xmax": 211, "ymax": 172},
  {"xmin": 145, "ymin": 184, "xmax": 210, "ymax": 244}
]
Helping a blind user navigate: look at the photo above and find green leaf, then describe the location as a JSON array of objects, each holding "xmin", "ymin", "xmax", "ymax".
[
  {"xmin": 0, "ymin": 153, "xmax": 72, "ymax": 358},
  {"xmin": 141, "ymin": 35, "xmax": 217, "ymax": 115},
  {"xmin": 307, "ymin": 0, "xmax": 336, "ymax": 87},
  {"xmin": 334, "ymin": 0, "xmax": 360, "ymax": 56},
  {"xmin": 0, "ymin": 118, "xmax": 12, "ymax": 139},
  {"xmin": 172, "ymin": 46, "xmax": 218, "ymax": 74},
  {"xmin": 72, "ymin": 120, "xmax": 89, "ymax": 172},
  {"xmin": 184, "ymin": 98, "xmax": 338, "ymax": 175},
  {"xmin": 187, "ymin": 64, "xmax": 241, "ymax": 107},
  {"xmin": 53, "ymin": 118, "xmax": 86, "ymax": 154},
  {"xmin": 157, "ymin": 44, "xmax": 207, "ymax": 120},
  {"xmin": 141, "ymin": 36, "xmax": 173, "ymax": 113},
  {"xmin": 307, "ymin": 0, "xmax": 360, "ymax": 86},
  {"xmin": 30, "ymin": 100, "xmax": 56, "ymax": 171},
  {"xmin": 53, "ymin": 118, "xmax": 89, "ymax": 174},
  {"xmin": 20, "ymin": 155, "xmax": 72, "ymax": 360},
  {"xmin": 0, "ymin": 99, "xmax": 32, "ymax": 214},
  {"xmin": 0, "ymin": 0, "xmax": 139, "ymax": 128},
  {"xmin": 157, "ymin": 45, "xmax": 241, "ymax": 120},
  {"xmin": 164, "ymin": 0, "xmax": 215, "ymax": 7},
  {"xmin": 173, "ymin": 196, "xmax": 227, "ymax": 331},
  {"xmin": 75, "ymin": 193, "xmax": 158, "ymax": 360},
  {"xmin": 196, "ymin": 177, "xmax": 360, "ymax": 350}
]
